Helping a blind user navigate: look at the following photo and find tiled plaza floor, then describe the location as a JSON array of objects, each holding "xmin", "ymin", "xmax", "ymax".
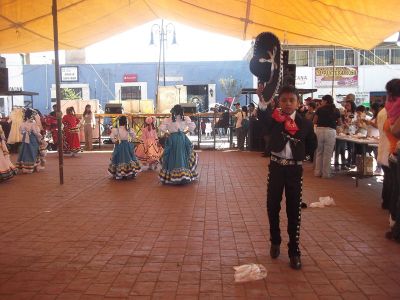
[{"xmin": 0, "ymin": 150, "xmax": 400, "ymax": 299}]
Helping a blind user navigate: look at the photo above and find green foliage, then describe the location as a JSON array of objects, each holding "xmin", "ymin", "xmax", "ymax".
[
  {"xmin": 219, "ymin": 76, "xmax": 243, "ymax": 99},
  {"xmin": 61, "ymin": 88, "xmax": 82, "ymax": 100}
]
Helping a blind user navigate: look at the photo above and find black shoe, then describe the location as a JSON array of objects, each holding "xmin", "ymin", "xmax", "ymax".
[
  {"xmin": 289, "ymin": 256, "xmax": 302, "ymax": 270},
  {"xmin": 270, "ymin": 244, "xmax": 280, "ymax": 259}
]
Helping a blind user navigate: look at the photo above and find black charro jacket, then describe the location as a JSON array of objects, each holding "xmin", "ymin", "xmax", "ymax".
[{"xmin": 267, "ymin": 112, "xmax": 317, "ymax": 161}]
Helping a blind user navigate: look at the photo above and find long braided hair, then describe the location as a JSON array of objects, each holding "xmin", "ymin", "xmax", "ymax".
[{"xmin": 171, "ymin": 104, "xmax": 184, "ymax": 122}]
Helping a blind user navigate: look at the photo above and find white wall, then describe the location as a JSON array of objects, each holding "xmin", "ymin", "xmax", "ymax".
[
  {"xmin": 358, "ymin": 65, "xmax": 400, "ymax": 92},
  {"xmin": 3, "ymin": 54, "xmax": 24, "ymax": 115}
]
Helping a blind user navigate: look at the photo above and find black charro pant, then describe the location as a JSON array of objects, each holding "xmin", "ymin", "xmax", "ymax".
[{"xmin": 267, "ymin": 161, "xmax": 303, "ymax": 257}]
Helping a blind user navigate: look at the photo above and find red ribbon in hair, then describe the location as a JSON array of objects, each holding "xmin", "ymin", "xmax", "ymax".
[{"xmin": 272, "ymin": 109, "xmax": 299, "ymax": 136}]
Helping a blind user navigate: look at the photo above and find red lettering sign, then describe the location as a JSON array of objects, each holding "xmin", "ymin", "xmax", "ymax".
[{"xmin": 123, "ymin": 74, "xmax": 138, "ymax": 82}]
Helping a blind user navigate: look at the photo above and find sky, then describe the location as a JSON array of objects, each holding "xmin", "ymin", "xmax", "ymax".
[
  {"xmin": 12, "ymin": 19, "xmax": 400, "ymax": 65},
  {"xmin": 27, "ymin": 19, "xmax": 253, "ymax": 65}
]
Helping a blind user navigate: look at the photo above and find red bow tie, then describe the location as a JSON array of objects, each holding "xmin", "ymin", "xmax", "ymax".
[{"xmin": 272, "ymin": 109, "xmax": 299, "ymax": 136}]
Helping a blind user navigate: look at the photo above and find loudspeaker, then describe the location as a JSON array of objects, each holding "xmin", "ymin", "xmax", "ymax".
[
  {"xmin": 282, "ymin": 64, "xmax": 296, "ymax": 87},
  {"xmin": 180, "ymin": 103, "xmax": 197, "ymax": 114},
  {"xmin": 0, "ymin": 68, "xmax": 9, "ymax": 93},
  {"xmin": 105, "ymin": 103, "xmax": 123, "ymax": 114}
]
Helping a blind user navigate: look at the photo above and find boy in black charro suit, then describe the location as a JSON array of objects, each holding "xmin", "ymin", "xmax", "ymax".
[{"xmin": 259, "ymin": 85, "xmax": 317, "ymax": 270}]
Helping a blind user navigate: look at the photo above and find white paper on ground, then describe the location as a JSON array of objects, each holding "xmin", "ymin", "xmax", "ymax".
[
  {"xmin": 309, "ymin": 202, "xmax": 325, "ymax": 208},
  {"xmin": 233, "ymin": 264, "xmax": 267, "ymax": 283},
  {"xmin": 310, "ymin": 196, "xmax": 336, "ymax": 208},
  {"xmin": 319, "ymin": 196, "xmax": 335, "ymax": 206}
]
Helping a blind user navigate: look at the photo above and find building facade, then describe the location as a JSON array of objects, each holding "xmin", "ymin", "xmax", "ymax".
[
  {"xmin": 18, "ymin": 60, "xmax": 253, "ymax": 115},
  {"xmin": 287, "ymin": 42, "xmax": 400, "ymax": 105}
]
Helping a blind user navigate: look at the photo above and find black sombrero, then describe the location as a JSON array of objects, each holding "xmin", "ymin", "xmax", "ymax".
[{"xmin": 249, "ymin": 32, "xmax": 282, "ymax": 102}]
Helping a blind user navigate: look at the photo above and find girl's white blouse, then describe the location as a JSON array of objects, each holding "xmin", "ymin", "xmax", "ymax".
[{"xmin": 159, "ymin": 116, "xmax": 196, "ymax": 133}]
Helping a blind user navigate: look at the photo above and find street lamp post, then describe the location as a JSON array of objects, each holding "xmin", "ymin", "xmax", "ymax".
[{"xmin": 150, "ymin": 20, "xmax": 177, "ymax": 105}]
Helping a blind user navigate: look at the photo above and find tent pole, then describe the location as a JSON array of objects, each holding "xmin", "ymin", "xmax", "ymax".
[
  {"xmin": 331, "ymin": 46, "xmax": 336, "ymax": 97},
  {"xmin": 52, "ymin": 0, "xmax": 64, "ymax": 185}
]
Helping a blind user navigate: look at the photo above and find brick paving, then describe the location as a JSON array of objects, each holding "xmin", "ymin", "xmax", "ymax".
[{"xmin": 0, "ymin": 150, "xmax": 400, "ymax": 299}]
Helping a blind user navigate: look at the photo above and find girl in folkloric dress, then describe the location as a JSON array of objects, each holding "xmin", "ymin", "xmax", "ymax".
[
  {"xmin": 108, "ymin": 116, "xmax": 141, "ymax": 180},
  {"xmin": 62, "ymin": 107, "xmax": 81, "ymax": 156},
  {"xmin": 82, "ymin": 104, "xmax": 96, "ymax": 151},
  {"xmin": 0, "ymin": 125, "xmax": 17, "ymax": 182},
  {"xmin": 158, "ymin": 105, "xmax": 198, "ymax": 185},
  {"xmin": 7, "ymin": 107, "xmax": 24, "ymax": 145},
  {"xmin": 16, "ymin": 109, "xmax": 44, "ymax": 174},
  {"xmin": 135, "ymin": 117, "xmax": 163, "ymax": 170}
]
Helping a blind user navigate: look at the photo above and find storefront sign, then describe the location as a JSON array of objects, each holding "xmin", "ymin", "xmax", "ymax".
[
  {"xmin": 295, "ymin": 67, "xmax": 313, "ymax": 88},
  {"xmin": 355, "ymin": 92, "xmax": 370, "ymax": 106},
  {"xmin": 123, "ymin": 73, "xmax": 138, "ymax": 82},
  {"xmin": 315, "ymin": 67, "xmax": 358, "ymax": 87},
  {"xmin": 60, "ymin": 66, "xmax": 79, "ymax": 82}
]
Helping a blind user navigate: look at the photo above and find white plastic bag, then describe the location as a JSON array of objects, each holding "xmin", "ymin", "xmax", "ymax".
[
  {"xmin": 309, "ymin": 202, "xmax": 325, "ymax": 208},
  {"xmin": 309, "ymin": 196, "xmax": 335, "ymax": 208},
  {"xmin": 319, "ymin": 196, "xmax": 335, "ymax": 206},
  {"xmin": 233, "ymin": 264, "xmax": 267, "ymax": 283}
]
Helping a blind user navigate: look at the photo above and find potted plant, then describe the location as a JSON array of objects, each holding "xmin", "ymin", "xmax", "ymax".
[{"xmin": 219, "ymin": 76, "xmax": 243, "ymax": 108}]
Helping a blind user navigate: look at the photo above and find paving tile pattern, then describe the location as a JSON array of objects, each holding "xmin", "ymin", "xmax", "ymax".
[{"xmin": 0, "ymin": 151, "xmax": 399, "ymax": 299}]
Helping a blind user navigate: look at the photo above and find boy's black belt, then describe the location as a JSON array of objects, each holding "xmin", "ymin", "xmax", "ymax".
[{"xmin": 271, "ymin": 155, "xmax": 302, "ymax": 166}]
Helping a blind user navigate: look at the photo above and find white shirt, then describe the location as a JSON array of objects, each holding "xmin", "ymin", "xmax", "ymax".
[
  {"xmin": 110, "ymin": 126, "xmax": 135, "ymax": 142},
  {"xmin": 20, "ymin": 120, "xmax": 42, "ymax": 143},
  {"xmin": 159, "ymin": 116, "xmax": 196, "ymax": 133},
  {"xmin": 205, "ymin": 122, "xmax": 212, "ymax": 133},
  {"xmin": 377, "ymin": 108, "xmax": 390, "ymax": 166},
  {"xmin": 235, "ymin": 111, "xmax": 243, "ymax": 128},
  {"xmin": 271, "ymin": 111, "xmax": 296, "ymax": 159}
]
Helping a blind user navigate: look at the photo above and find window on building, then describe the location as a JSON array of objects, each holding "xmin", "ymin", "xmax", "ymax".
[
  {"xmin": 335, "ymin": 49, "xmax": 345, "ymax": 66},
  {"xmin": 0, "ymin": 98, "xmax": 4, "ymax": 116},
  {"xmin": 345, "ymin": 50, "xmax": 355, "ymax": 65},
  {"xmin": 121, "ymin": 86, "xmax": 141, "ymax": 100},
  {"xmin": 391, "ymin": 48, "xmax": 400, "ymax": 64},
  {"xmin": 288, "ymin": 50, "xmax": 296, "ymax": 64},
  {"xmin": 296, "ymin": 50, "xmax": 309, "ymax": 66},
  {"xmin": 375, "ymin": 49, "xmax": 390, "ymax": 64},
  {"xmin": 317, "ymin": 49, "xmax": 336, "ymax": 66},
  {"xmin": 316, "ymin": 50, "xmax": 325, "ymax": 66},
  {"xmin": 324, "ymin": 50, "xmax": 334, "ymax": 66},
  {"xmin": 360, "ymin": 50, "xmax": 374, "ymax": 65}
]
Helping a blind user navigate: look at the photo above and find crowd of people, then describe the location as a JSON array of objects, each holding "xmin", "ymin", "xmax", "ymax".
[{"xmin": 0, "ymin": 104, "xmax": 198, "ymax": 186}]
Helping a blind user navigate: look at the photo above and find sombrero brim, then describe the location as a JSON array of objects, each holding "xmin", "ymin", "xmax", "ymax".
[{"xmin": 249, "ymin": 32, "xmax": 282, "ymax": 102}]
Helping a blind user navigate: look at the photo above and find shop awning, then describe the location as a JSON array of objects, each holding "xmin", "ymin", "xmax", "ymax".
[{"xmin": 0, "ymin": 0, "xmax": 399, "ymax": 53}]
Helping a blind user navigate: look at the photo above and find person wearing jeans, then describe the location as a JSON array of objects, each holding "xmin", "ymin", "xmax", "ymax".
[{"xmin": 313, "ymin": 95, "xmax": 341, "ymax": 178}]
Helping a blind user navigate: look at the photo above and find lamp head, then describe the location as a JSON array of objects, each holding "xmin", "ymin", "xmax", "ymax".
[
  {"xmin": 172, "ymin": 30, "xmax": 177, "ymax": 45},
  {"xmin": 149, "ymin": 31, "xmax": 155, "ymax": 45}
]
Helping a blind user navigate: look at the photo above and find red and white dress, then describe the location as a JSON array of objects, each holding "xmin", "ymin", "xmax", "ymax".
[{"xmin": 62, "ymin": 114, "xmax": 81, "ymax": 153}]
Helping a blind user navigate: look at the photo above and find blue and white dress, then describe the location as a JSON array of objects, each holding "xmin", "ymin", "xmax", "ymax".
[
  {"xmin": 16, "ymin": 120, "xmax": 44, "ymax": 174},
  {"xmin": 108, "ymin": 126, "xmax": 141, "ymax": 180},
  {"xmin": 159, "ymin": 116, "xmax": 198, "ymax": 185}
]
